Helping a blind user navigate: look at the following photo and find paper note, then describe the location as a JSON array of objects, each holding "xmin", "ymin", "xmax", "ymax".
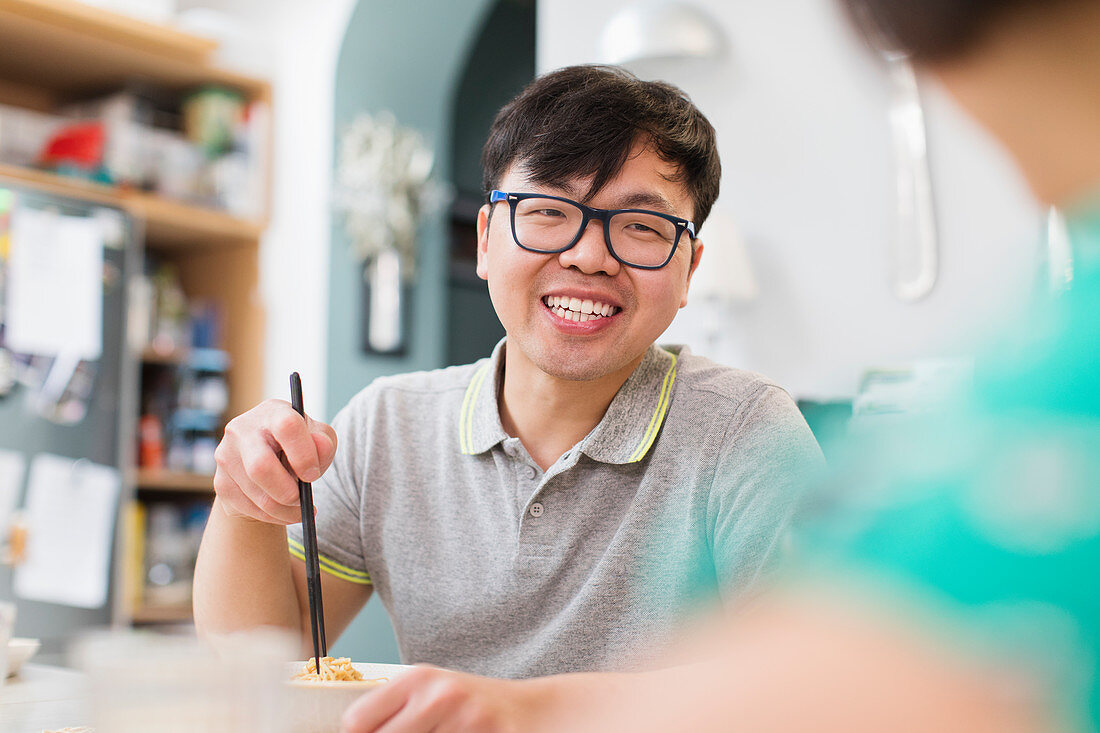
[
  {"xmin": 0, "ymin": 449, "xmax": 25, "ymax": 533},
  {"xmin": 14, "ymin": 453, "xmax": 120, "ymax": 608},
  {"xmin": 4, "ymin": 206, "xmax": 104, "ymax": 359}
]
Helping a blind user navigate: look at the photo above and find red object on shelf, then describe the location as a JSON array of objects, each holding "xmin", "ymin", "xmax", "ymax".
[
  {"xmin": 38, "ymin": 122, "xmax": 105, "ymax": 168},
  {"xmin": 139, "ymin": 414, "xmax": 165, "ymax": 470}
]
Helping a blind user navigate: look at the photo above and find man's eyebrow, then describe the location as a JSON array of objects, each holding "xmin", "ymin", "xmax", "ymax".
[
  {"xmin": 520, "ymin": 177, "xmax": 583, "ymax": 199},
  {"xmin": 517, "ymin": 178, "xmax": 682, "ymax": 216},
  {"xmin": 614, "ymin": 191, "xmax": 677, "ymax": 214}
]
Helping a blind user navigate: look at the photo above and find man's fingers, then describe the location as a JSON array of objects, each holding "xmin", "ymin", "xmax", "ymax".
[
  {"xmin": 238, "ymin": 429, "xmax": 301, "ymax": 507},
  {"xmin": 342, "ymin": 671, "xmax": 423, "ymax": 732},
  {"xmin": 310, "ymin": 420, "xmax": 338, "ymax": 468},
  {"xmin": 268, "ymin": 403, "xmax": 326, "ymax": 482},
  {"xmin": 222, "ymin": 436, "xmax": 302, "ymax": 525},
  {"xmin": 372, "ymin": 700, "xmax": 449, "ymax": 733},
  {"xmin": 237, "ymin": 474, "xmax": 303, "ymax": 524},
  {"xmin": 360, "ymin": 669, "xmax": 461, "ymax": 733},
  {"xmin": 213, "ymin": 471, "xmax": 286, "ymax": 524},
  {"xmin": 338, "ymin": 682, "xmax": 409, "ymax": 726},
  {"xmin": 215, "ymin": 445, "xmax": 292, "ymax": 520},
  {"xmin": 217, "ymin": 401, "xmax": 302, "ymax": 506},
  {"xmin": 212, "ymin": 398, "xmax": 331, "ymax": 527}
]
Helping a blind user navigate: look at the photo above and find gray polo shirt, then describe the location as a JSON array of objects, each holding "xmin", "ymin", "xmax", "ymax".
[{"xmin": 288, "ymin": 342, "xmax": 823, "ymax": 678}]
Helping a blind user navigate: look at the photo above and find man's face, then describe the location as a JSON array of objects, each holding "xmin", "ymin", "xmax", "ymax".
[{"xmin": 476, "ymin": 142, "xmax": 703, "ymax": 384}]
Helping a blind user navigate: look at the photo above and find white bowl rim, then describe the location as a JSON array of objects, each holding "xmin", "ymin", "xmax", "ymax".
[
  {"xmin": 7, "ymin": 637, "xmax": 41, "ymax": 676},
  {"xmin": 286, "ymin": 660, "xmax": 411, "ymax": 687}
]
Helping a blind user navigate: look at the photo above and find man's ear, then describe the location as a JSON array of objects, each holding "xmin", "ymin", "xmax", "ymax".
[
  {"xmin": 681, "ymin": 241, "xmax": 704, "ymax": 308},
  {"xmin": 475, "ymin": 204, "xmax": 492, "ymax": 281}
]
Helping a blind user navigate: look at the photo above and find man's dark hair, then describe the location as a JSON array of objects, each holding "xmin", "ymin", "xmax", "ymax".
[
  {"xmin": 481, "ymin": 64, "xmax": 721, "ymax": 230},
  {"xmin": 839, "ymin": 0, "xmax": 1083, "ymax": 62}
]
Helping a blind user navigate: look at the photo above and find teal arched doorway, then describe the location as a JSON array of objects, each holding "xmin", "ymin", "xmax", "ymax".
[{"xmin": 325, "ymin": 0, "xmax": 534, "ymax": 665}]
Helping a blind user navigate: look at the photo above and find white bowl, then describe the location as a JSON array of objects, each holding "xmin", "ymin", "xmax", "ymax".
[
  {"xmin": 7, "ymin": 637, "xmax": 40, "ymax": 677},
  {"xmin": 285, "ymin": 661, "xmax": 410, "ymax": 733}
]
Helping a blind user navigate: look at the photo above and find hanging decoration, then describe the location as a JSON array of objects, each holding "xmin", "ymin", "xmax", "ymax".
[{"xmin": 333, "ymin": 112, "xmax": 449, "ymax": 355}]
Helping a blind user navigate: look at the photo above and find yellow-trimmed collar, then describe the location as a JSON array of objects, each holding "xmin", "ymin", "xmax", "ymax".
[{"xmin": 458, "ymin": 340, "xmax": 679, "ymax": 465}]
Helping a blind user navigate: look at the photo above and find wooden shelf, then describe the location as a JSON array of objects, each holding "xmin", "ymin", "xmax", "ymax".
[
  {"xmin": 0, "ymin": 163, "xmax": 264, "ymax": 248},
  {"xmin": 135, "ymin": 469, "xmax": 214, "ymax": 493},
  {"xmin": 137, "ymin": 193, "xmax": 265, "ymax": 250},
  {"xmin": 0, "ymin": 0, "xmax": 268, "ymax": 631},
  {"xmin": 130, "ymin": 603, "xmax": 194, "ymax": 625},
  {"xmin": 0, "ymin": 0, "xmax": 268, "ymax": 108}
]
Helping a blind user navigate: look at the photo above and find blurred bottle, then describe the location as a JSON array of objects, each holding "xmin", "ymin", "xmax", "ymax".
[{"xmin": 138, "ymin": 414, "xmax": 164, "ymax": 470}]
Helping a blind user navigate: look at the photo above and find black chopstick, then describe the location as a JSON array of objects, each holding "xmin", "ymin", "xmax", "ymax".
[{"xmin": 290, "ymin": 371, "xmax": 327, "ymax": 673}]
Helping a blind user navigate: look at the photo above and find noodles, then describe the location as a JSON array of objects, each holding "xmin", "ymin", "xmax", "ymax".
[
  {"xmin": 295, "ymin": 656, "xmax": 364, "ymax": 681},
  {"xmin": 293, "ymin": 656, "xmax": 390, "ymax": 686},
  {"xmin": 294, "ymin": 655, "xmax": 395, "ymax": 684}
]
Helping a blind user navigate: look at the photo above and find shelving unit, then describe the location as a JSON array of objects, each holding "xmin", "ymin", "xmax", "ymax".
[
  {"xmin": 129, "ymin": 602, "xmax": 194, "ymax": 625},
  {"xmin": 0, "ymin": 162, "xmax": 264, "ymax": 250},
  {"xmin": 134, "ymin": 469, "xmax": 215, "ymax": 493},
  {"xmin": 0, "ymin": 0, "xmax": 270, "ymax": 628},
  {"xmin": 0, "ymin": 0, "xmax": 266, "ymax": 108}
]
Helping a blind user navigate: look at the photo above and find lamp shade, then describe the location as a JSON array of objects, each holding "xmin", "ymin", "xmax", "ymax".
[
  {"xmin": 690, "ymin": 208, "xmax": 758, "ymax": 303},
  {"xmin": 599, "ymin": 1, "xmax": 725, "ymax": 65}
]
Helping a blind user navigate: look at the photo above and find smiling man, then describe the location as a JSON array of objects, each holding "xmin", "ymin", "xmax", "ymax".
[{"xmin": 194, "ymin": 65, "xmax": 823, "ymax": 729}]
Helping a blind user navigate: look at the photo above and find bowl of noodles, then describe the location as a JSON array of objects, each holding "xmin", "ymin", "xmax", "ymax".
[{"xmin": 286, "ymin": 656, "xmax": 410, "ymax": 733}]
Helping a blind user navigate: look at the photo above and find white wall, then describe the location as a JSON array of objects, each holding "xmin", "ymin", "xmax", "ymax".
[
  {"xmin": 258, "ymin": 0, "xmax": 357, "ymax": 414},
  {"xmin": 539, "ymin": 0, "xmax": 1043, "ymax": 399},
  {"xmin": 191, "ymin": 0, "xmax": 1045, "ymax": 404},
  {"xmin": 176, "ymin": 0, "xmax": 357, "ymax": 414}
]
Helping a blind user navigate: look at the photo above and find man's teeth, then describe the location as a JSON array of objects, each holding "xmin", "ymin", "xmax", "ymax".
[{"xmin": 543, "ymin": 295, "xmax": 618, "ymax": 321}]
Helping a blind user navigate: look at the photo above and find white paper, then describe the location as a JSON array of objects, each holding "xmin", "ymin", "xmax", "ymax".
[
  {"xmin": 0, "ymin": 449, "xmax": 25, "ymax": 533},
  {"xmin": 14, "ymin": 453, "xmax": 120, "ymax": 609},
  {"xmin": 5, "ymin": 207, "xmax": 104, "ymax": 359}
]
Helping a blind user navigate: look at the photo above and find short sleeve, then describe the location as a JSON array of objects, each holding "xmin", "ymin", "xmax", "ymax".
[
  {"xmin": 286, "ymin": 393, "xmax": 373, "ymax": 586},
  {"xmin": 709, "ymin": 385, "xmax": 826, "ymax": 596}
]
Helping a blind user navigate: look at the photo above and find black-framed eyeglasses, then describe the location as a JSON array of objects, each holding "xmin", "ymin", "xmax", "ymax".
[{"xmin": 488, "ymin": 190, "xmax": 696, "ymax": 270}]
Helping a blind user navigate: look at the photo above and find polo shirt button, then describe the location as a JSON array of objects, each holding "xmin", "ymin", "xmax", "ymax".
[
  {"xmin": 525, "ymin": 465, "xmax": 537, "ymax": 479},
  {"xmin": 529, "ymin": 502, "xmax": 544, "ymax": 518}
]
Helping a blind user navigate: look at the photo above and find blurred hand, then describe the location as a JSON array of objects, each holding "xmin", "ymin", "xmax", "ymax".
[
  {"xmin": 341, "ymin": 666, "xmax": 537, "ymax": 733},
  {"xmin": 213, "ymin": 399, "xmax": 337, "ymax": 524}
]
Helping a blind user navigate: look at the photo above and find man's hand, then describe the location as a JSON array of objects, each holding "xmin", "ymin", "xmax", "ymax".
[
  {"xmin": 341, "ymin": 666, "xmax": 541, "ymax": 733},
  {"xmin": 212, "ymin": 399, "xmax": 338, "ymax": 525}
]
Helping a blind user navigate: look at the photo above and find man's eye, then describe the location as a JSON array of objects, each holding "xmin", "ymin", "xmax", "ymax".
[
  {"xmin": 624, "ymin": 222, "xmax": 670, "ymax": 239},
  {"xmin": 532, "ymin": 208, "xmax": 567, "ymax": 218}
]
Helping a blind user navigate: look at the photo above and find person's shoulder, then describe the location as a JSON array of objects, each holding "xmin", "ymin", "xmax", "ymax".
[
  {"xmin": 665, "ymin": 345, "xmax": 790, "ymax": 407},
  {"xmin": 341, "ymin": 359, "xmax": 492, "ymax": 417},
  {"xmin": 663, "ymin": 347, "xmax": 821, "ymax": 460},
  {"xmin": 375, "ymin": 360, "xmax": 489, "ymax": 394}
]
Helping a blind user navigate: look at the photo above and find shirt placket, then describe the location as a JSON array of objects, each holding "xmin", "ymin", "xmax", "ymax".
[{"xmin": 501, "ymin": 438, "xmax": 580, "ymax": 571}]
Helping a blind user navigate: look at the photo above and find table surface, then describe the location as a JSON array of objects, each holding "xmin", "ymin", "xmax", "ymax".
[{"xmin": 0, "ymin": 663, "xmax": 90, "ymax": 733}]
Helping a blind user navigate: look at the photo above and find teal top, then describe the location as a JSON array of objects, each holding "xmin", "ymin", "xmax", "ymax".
[{"xmin": 805, "ymin": 201, "xmax": 1100, "ymax": 731}]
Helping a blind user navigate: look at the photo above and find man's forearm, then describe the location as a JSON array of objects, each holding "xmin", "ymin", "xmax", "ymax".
[{"xmin": 192, "ymin": 497, "xmax": 302, "ymax": 637}]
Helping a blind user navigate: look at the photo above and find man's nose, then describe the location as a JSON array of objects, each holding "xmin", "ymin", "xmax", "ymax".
[{"xmin": 556, "ymin": 218, "xmax": 621, "ymax": 276}]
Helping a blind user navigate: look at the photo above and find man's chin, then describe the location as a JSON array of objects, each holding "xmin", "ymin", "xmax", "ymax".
[{"xmin": 533, "ymin": 348, "xmax": 641, "ymax": 384}]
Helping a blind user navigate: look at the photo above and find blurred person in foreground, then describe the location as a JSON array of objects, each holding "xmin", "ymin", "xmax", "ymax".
[
  {"xmin": 426, "ymin": 1, "xmax": 1100, "ymax": 732},
  {"xmin": 195, "ymin": 64, "xmax": 824, "ymax": 731}
]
